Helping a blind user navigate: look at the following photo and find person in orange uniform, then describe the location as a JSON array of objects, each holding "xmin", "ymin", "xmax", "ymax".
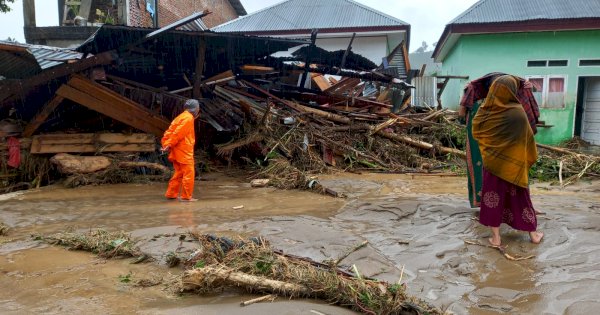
[{"xmin": 161, "ymin": 99, "xmax": 200, "ymax": 202}]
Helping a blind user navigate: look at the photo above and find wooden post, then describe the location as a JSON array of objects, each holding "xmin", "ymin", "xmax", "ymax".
[
  {"xmin": 23, "ymin": 0, "xmax": 36, "ymax": 28},
  {"xmin": 193, "ymin": 36, "xmax": 207, "ymax": 99},
  {"xmin": 436, "ymin": 78, "xmax": 450, "ymax": 110},
  {"xmin": 337, "ymin": 33, "xmax": 356, "ymax": 74},
  {"xmin": 300, "ymin": 29, "xmax": 318, "ymax": 89}
]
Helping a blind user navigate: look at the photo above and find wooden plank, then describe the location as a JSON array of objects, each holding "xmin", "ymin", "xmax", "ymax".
[
  {"xmin": 193, "ymin": 36, "xmax": 207, "ymax": 98},
  {"xmin": 32, "ymin": 133, "xmax": 154, "ymax": 144},
  {"xmin": 23, "ymin": 95, "xmax": 65, "ymax": 137},
  {"xmin": 56, "ymin": 85, "xmax": 166, "ymax": 136},
  {"xmin": 30, "ymin": 133, "xmax": 155, "ymax": 154},
  {"xmin": 201, "ymin": 70, "xmax": 234, "ymax": 85},
  {"xmin": 312, "ymin": 75, "xmax": 331, "ymax": 91},
  {"xmin": 67, "ymin": 75, "xmax": 170, "ymax": 130},
  {"xmin": 31, "ymin": 143, "xmax": 154, "ymax": 154}
]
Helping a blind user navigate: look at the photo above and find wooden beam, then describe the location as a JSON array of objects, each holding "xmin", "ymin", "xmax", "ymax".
[
  {"xmin": 437, "ymin": 78, "xmax": 450, "ymax": 110},
  {"xmin": 193, "ymin": 36, "xmax": 207, "ymax": 99},
  {"xmin": 31, "ymin": 133, "xmax": 155, "ymax": 154},
  {"xmin": 56, "ymin": 84, "xmax": 167, "ymax": 137},
  {"xmin": 67, "ymin": 74, "xmax": 170, "ymax": 130},
  {"xmin": 23, "ymin": 95, "xmax": 64, "ymax": 137},
  {"xmin": 338, "ymin": 32, "xmax": 356, "ymax": 74}
]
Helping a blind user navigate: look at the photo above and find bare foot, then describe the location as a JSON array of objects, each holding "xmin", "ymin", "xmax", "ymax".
[
  {"xmin": 535, "ymin": 210, "xmax": 546, "ymax": 215},
  {"xmin": 488, "ymin": 237, "xmax": 502, "ymax": 248},
  {"xmin": 178, "ymin": 198, "xmax": 198, "ymax": 202},
  {"xmin": 529, "ymin": 231, "xmax": 544, "ymax": 244}
]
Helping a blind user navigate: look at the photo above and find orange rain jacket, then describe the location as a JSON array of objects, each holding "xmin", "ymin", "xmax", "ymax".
[{"xmin": 161, "ymin": 111, "xmax": 196, "ymax": 165}]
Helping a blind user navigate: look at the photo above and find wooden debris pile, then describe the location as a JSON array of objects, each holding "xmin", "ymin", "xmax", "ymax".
[
  {"xmin": 39, "ymin": 229, "xmax": 145, "ymax": 259},
  {"xmin": 179, "ymin": 235, "xmax": 443, "ymax": 315},
  {"xmin": 208, "ymin": 77, "xmax": 466, "ymax": 190},
  {"xmin": 533, "ymin": 142, "xmax": 600, "ymax": 185}
]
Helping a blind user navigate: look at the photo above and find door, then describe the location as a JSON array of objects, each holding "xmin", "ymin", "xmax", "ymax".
[{"xmin": 582, "ymin": 78, "xmax": 600, "ymax": 145}]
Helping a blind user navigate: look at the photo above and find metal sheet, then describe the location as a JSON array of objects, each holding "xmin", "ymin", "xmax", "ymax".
[
  {"xmin": 450, "ymin": 0, "xmax": 600, "ymax": 24},
  {"xmin": 0, "ymin": 40, "xmax": 82, "ymax": 79},
  {"xmin": 213, "ymin": 0, "xmax": 408, "ymax": 33},
  {"xmin": 412, "ymin": 76, "xmax": 437, "ymax": 108}
]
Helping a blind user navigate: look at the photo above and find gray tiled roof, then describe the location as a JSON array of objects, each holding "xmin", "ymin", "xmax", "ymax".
[
  {"xmin": 451, "ymin": 0, "xmax": 600, "ymax": 24},
  {"xmin": 213, "ymin": 0, "xmax": 408, "ymax": 33}
]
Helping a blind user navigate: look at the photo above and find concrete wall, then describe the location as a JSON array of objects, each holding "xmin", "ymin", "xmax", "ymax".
[
  {"xmin": 439, "ymin": 30, "xmax": 600, "ymax": 144},
  {"xmin": 129, "ymin": 0, "xmax": 239, "ymax": 28}
]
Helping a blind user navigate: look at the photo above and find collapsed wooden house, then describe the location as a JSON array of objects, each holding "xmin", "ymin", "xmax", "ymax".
[{"xmin": 0, "ymin": 12, "xmax": 436, "ymax": 191}]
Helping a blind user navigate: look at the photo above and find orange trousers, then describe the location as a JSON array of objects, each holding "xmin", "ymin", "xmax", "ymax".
[{"xmin": 165, "ymin": 161, "xmax": 195, "ymax": 200}]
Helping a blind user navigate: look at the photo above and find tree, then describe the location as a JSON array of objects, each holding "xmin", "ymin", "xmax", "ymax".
[
  {"xmin": 415, "ymin": 41, "xmax": 429, "ymax": 53},
  {"xmin": 0, "ymin": 0, "xmax": 15, "ymax": 13}
]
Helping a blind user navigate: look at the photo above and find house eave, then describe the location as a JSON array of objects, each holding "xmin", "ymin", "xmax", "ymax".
[
  {"xmin": 432, "ymin": 18, "xmax": 600, "ymax": 62},
  {"xmin": 217, "ymin": 25, "xmax": 410, "ymax": 36}
]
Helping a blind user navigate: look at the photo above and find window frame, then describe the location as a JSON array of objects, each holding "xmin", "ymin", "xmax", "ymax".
[
  {"xmin": 526, "ymin": 75, "xmax": 568, "ymax": 109},
  {"xmin": 578, "ymin": 59, "xmax": 600, "ymax": 67}
]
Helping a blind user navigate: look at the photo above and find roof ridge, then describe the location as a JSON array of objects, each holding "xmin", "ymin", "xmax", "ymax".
[
  {"xmin": 213, "ymin": 0, "xmax": 408, "ymax": 31},
  {"xmin": 448, "ymin": 0, "xmax": 489, "ymax": 24},
  {"xmin": 212, "ymin": 0, "xmax": 292, "ymax": 30},
  {"xmin": 341, "ymin": 0, "xmax": 409, "ymax": 25}
]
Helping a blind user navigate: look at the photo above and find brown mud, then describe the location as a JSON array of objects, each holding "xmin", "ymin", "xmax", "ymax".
[{"xmin": 1, "ymin": 171, "xmax": 599, "ymax": 314}]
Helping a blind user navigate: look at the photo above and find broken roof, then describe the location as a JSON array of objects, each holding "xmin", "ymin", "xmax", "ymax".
[
  {"xmin": 433, "ymin": 0, "xmax": 600, "ymax": 61},
  {"xmin": 212, "ymin": 0, "xmax": 409, "ymax": 34},
  {"xmin": 0, "ymin": 40, "xmax": 83, "ymax": 80}
]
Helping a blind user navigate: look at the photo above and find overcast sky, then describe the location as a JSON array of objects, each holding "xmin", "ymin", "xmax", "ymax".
[{"xmin": 0, "ymin": 0, "xmax": 479, "ymax": 52}]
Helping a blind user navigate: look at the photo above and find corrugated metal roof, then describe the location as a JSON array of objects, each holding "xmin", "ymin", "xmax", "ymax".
[
  {"xmin": 450, "ymin": 0, "xmax": 600, "ymax": 24},
  {"xmin": 0, "ymin": 40, "xmax": 82, "ymax": 79},
  {"xmin": 213, "ymin": 0, "xmax": 408, "ymax": 33},
  {"xmin": 178, "ymin": 19, "xmax": 209, "ymax": 31}
]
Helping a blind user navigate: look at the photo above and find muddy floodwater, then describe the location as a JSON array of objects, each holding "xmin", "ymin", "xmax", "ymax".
[{"xmin": 1, "ymin": 172, "xmax": 599, "ymax": 314}]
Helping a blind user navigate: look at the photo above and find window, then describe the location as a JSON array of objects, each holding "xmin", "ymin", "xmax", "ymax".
[
  {"xmin": 526, "ymin": 76, "xmax": 566, "ymax": 108},
  {"xmin": 547, "ymin": 77, "xmax": 565, "ymax": 108},
  {"xmin": 529, "ymin": 77, "xmax": 544, "ymax": 105},
  {"xmin": 580, "ymin": 59, "xmax": 600, "ymax": 66},
  {"xmin": 548, "ymin": 60, "xmax": 568, "ymax": 67},
  {"xmin": 527, "ymin": 59, "xmax": 568, "ymax": 67},
  {"xmin": 527, "ymin": 60, "xmax": 547, "ymax": 67}
]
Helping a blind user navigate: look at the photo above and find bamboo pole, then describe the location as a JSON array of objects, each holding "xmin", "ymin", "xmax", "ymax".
[{"xmin": 182, "ymin": 266, "xmax": 312, "ymax": 296}]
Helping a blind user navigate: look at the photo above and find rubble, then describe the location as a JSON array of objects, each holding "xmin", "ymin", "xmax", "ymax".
[{"xmin": 1, "ymin": 12, "xmax": 594, "ymax": 194}]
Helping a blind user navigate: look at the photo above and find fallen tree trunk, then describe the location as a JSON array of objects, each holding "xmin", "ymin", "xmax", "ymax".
[
  {"xmin": 375, "ymin": 130, "xmax": 466, "ymax": 159},
  {"xmin": 182, "ymin": 266, "xmax": 312, "ymax": 296}
]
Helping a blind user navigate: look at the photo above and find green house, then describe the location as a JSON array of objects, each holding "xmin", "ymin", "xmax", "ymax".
[{"xmin": 432, "ymin": 0, "xmax": 600, "ymax": 145}]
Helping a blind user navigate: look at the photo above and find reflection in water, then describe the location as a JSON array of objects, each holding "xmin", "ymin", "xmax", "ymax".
[{"xmin": 168, "ymin": 207, "xmax": 196, "ymax": 228}]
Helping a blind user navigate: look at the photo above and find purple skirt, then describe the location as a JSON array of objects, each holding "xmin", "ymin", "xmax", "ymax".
[{"xmin": 479, "ymin": 168, "xmax": 537, "ymax": 231}]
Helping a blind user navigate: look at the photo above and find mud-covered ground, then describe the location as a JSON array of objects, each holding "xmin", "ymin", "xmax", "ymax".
[{"xmin": 0, "ymin": 172, "xmax": 599, "ymax": 314}]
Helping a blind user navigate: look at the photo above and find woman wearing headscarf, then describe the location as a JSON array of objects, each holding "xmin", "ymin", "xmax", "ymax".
[
  {"xmin": 472, "ymin": 75, "xmax": 544, "ymax": 246},
  {"xmin": 459, "ymin": 73, "xmax": 540, "ymax": 208}
]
